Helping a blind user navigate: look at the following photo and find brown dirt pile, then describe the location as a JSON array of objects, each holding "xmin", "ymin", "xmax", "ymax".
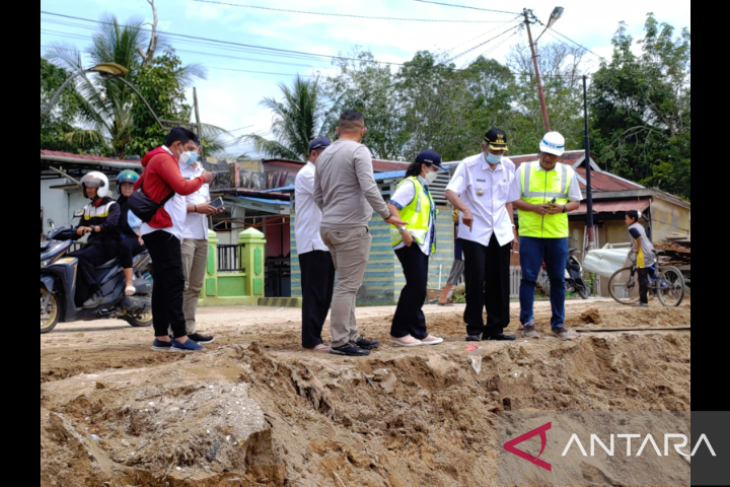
[{"xmin": 41, "ymin": 302, "xmax": 691, "ymax": 487}]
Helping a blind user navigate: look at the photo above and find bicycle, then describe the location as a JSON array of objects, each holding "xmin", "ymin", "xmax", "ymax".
[{"xmin": 608, "ymin": 251, "xmax": 685, "ymax": 307}]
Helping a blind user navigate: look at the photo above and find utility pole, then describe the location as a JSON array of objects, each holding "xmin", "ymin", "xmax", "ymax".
[
  {"xmin": 523, "ymin": 8, "xmax": 551, "ymax": 133},
  {"xmin": 582, "ymin": 75, "xmax": 595, "ymax": 249},
  {"xmin": 193, "ymin": 87, "xmax": 204, "ymax": 159}
]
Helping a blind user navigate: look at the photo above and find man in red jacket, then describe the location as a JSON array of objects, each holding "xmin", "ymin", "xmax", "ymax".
[{"xmin": 137, "ymin": 128, "xmax": 214, "ymax": 352}]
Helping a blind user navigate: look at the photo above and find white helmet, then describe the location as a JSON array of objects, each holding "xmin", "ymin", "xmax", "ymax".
[
  {"xmin": 539, "ymin": 131, "xmax": 566, "ymax": 157},
  {"xmin": 80, "ymin": 171, "xmax": 110, "ymax": 198}
]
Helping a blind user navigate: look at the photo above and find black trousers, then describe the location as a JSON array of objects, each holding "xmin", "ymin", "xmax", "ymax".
[
  {"xmin": 68, "ymin": 243, "xmax": 118, "ymax": 306},
  {"xmin": 391, "ymin": 245, "xmax": 429, "ymax": 340},
  {"xmin": 462, "ymin": 235, "xmax": 511, "ymax": 337},
  {"xmin": 118, "ymin": 237, "xmax": 145, "ymax": 269},
  {"xmin": 299, "ymin": 250, "xmax": 335, "ymax": 348},
  {"xmin": 638, "ymin": 267, "xmax": 649, "ymax": 304},
  {"xmin": 143, "ymin": 231, "xmax": 187, "ymax": 339}
]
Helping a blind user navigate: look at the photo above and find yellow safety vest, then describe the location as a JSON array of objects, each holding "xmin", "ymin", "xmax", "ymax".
[
  {"xmin": 390, "ymin": 176, "xmax": 436, "ymax": 253},
  {"xmin": 517, "ymin": 161, "xmax": 574, "ymax": 238}
]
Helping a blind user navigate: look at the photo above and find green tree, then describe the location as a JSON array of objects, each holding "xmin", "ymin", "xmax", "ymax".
[
  {"xmin": 395, "ymin": 51, "xmax": 474, "ymax": 161},
  {"xmin": 325, "ymin": 49, "xmax": 406, "ymax": 160},
  {"xmin": 40, "ymin": 57, "xmax": 107, "ymax": 154},
  {"xmin": 246, "ymin": 75, "xmax": 326, "ymax": 161},
  {"xmin": 590, "ymin": 13, "xmax": 690, "ymax": 198},
  {"xmin": 506, "ymin": 42, "xmax": 588, "ymax": 154},
  {"xmin": 46, "ymin": 14, "xmax": 206, "ymax": 159}
]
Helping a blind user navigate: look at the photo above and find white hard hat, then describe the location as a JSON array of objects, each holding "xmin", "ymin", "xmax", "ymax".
[
  {"xmin": 539, "ymin": 131, "xmax": 566, "ymax": 156},
  {"xmin": 80, "ymin": 171, "xmax": 110, "ymax": 198}
]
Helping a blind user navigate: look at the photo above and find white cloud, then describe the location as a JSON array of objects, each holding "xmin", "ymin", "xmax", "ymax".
[{"xmin": 41, "ymin": 0, "xmax": 690, "ymax": 159}]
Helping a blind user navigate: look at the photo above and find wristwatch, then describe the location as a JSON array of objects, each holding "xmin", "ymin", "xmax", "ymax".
[
  {"xmin": 398, "ymin": 227, "xmax": 406, "ymax": 235},
  {"xmin": 562, "ymin": 205, "xmax": 567, "ymax": 213}
]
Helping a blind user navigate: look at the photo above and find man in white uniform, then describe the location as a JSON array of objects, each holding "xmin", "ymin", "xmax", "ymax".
[
  {"xmin": 178, "ymin": 142, "xmax": 223, "ymax": 344},
  {"xmin": 295, "ymin": 137, "xmax": 335, "ymax": 353},
  {"xmin": 446, "ymin": 128, "xmax": 520, "ymax": 341}
]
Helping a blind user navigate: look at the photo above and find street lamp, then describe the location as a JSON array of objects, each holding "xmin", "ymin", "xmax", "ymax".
[
  {"xmin": 42, "ymin": 62, "xmax": 173, "ymax": 132},
  {"xmin": 534, "ymin": 6, "xmax": 564, "ymax": 43}
]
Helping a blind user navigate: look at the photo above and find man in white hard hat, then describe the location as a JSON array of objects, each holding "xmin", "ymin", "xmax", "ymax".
[{"xmin": 510, "ymin": 132, "xmax": 583, "ymax": 340}]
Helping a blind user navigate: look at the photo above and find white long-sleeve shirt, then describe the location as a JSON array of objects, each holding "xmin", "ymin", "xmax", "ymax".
[{"xmin": 295, "ymin": 161, "xmax": 328, "ymax": 254}]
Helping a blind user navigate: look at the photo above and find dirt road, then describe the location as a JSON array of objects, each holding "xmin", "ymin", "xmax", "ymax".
[{"xmin": 40, "ymin": 297, "xmax": 690, "ymax": 487}]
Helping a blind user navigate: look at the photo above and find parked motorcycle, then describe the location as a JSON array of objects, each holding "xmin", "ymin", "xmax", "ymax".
[
  {"xmin": 40, "ymin": 218, "xmax": 153, "ymax": 334},
  {"xmin": 537, "ymin": 247, "xmax": 591, "ymax": 299}
]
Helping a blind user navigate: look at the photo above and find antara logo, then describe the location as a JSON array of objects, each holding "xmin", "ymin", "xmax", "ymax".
[
  {"xmin": 504, "ymin": 422, "xmax": 552, "ymax": 471},
  {"xmin": 561, "ymin": 433, "xmax": 716, "ymax": 458},
  {"xmin": 504, "ymin": 422, "xmax": 716, "ymax": 471}
]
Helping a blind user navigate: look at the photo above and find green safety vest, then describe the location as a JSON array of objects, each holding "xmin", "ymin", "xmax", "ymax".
[
  {"xmin": 390, "ymin": 176, "xmax": 436, "ymax": 253},
  {"xmin": 518, "ymin": 161, "xmax": 575, "ymax": 238}
]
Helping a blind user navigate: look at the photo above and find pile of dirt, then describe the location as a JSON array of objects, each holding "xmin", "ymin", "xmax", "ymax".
[{"xmin": 41, "ymin": 303, "xmax": 691, "ymax": 486}]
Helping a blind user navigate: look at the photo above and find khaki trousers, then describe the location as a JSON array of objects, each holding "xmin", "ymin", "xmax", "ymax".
[
  {"xmin": 320, "ymin": 227, "xmax": 372, "ymax": 348},
  {"xmin": 181, "ymin": 238, "xmax": 209, "ymax": 335}
]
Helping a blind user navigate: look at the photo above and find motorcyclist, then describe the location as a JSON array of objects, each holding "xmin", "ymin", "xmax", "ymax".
[
  {"xmin": 116, "ymin": 170, "xmax": 145, "ymax": 296},
  {"xmin": 67, "ymin": 171, "xmax": 121, "ymax": 308}
]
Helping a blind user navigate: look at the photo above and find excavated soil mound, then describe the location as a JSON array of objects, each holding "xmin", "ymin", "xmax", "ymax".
[{"xmin": 40, "ymin": 303, "xmax": 691, "ymax": 487}]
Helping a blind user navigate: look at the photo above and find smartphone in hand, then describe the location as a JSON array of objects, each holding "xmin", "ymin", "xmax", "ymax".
[{"xmin": 210, "ymin": 197, "xmax": 224, "ymax": 209}]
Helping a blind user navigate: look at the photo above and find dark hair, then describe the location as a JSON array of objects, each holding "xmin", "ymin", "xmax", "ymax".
[
  {"xmin": 406, "ymin": 161, "xmax": 425, "ymax": 177},
  {"xmin": 339, "ymin": 110, "xmax": 364, "ymax": 130},
  {"xmin": 165, "ymin": 127, "xmax": 197, "ymax": 147},
  {"xmin": 626, "ymin": 210, "xmax": 640, "ymax": 223}
]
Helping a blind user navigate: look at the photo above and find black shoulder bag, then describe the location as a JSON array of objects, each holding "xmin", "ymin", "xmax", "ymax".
[{"xmin": 128, "ymin": 180, "xmax": 175, "ymax": 223}]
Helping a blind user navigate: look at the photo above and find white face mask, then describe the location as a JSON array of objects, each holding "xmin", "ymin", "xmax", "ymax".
[
  {"xmin": 424, "ymin": 170, "xmax": 439, "ymax": 184},
  {"xmin": 179, "ymin": 151, "xmax": 199, "ymax": 166}
]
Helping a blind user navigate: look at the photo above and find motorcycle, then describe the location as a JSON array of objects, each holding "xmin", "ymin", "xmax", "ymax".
[
  {"xmin": 40, "ymin": 218, "xmax": 154, "ymax": 334},
  {"xmin": 537, "ymin": 247, "xmax": 591, "ymax": 299}
]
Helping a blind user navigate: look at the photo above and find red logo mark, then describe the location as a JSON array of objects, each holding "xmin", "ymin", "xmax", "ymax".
[{"xmin": 503, "ymin": 422, "xmax": 552, "ymax": 471}]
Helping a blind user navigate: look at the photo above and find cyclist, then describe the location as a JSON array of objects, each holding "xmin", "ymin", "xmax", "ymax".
[{"xmin": 625, "ymin": 209, "xmax": 654, "ymax": 307}]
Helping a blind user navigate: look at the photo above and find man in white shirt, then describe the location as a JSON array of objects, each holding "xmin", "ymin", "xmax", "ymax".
[
  {"xmin": 295, "ymin": 137, "xmax": 335, "ymax": 353},
  {"xmin": 446, "ymin": 128, "xmax": 520, "ymax": 342},
  {"xmin": 178, "ymin": 143, "xmax": 223, "ymax": 345}
]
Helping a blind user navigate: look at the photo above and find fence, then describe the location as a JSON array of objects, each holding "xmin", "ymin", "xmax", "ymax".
[
  {"xmin": 217, "ymin": 244, "xmax": 245, "ymax": 272},
  {"xmin": 509, "ymin": 266, "xmax": 522, "ymax": 298}
]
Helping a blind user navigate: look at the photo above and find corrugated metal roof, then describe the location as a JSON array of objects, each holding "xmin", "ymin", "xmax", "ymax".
[
  {"xmin": 41, "ymin": 150, "xmax": 138, "ymax": 165},
  {"xmin": 570, "ymin": 198, "xmax": 650, "ymax": 214},
  {"xmin": 228, "ymin": 195, "xmax": 291, "ymax": 206}
]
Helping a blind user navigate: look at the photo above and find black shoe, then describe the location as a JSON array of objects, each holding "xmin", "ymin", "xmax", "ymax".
[
  {"xmin": 355, "ymin": 337, "xmax": 380, "ymax": 350},
  {"xmin": 465, "ymin": 334, "xmax": 482, "ymax": 342},
  {"xmin": 189, "ymin": 333, "xmax": 215, "ymax": 344},
  {"xmin": 330, "ymin": 342, "xmax": 371, "ymax": 356},
  {"xmin": 483, "ymin": 333, "xmax": 516, "ymax": 341},
  {"xmin": 83, "ymin": 293, "xmax": 104, "ymax": 309}
]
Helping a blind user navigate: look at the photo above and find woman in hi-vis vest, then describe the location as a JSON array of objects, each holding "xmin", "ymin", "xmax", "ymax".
[{"xmin": 386, "ymin": 150, "xmax": 447, "ymax": 347}]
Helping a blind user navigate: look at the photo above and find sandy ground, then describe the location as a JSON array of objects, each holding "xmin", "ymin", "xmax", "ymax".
[{"xmin": 40, "ymin": 297, "xmax": 691, "ymax": 487}]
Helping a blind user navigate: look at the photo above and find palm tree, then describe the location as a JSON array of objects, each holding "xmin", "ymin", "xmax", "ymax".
[
  {"xmin": 46, "ymin": 14, "xmax": 204, "ymax": 159},
  {"xmin": 246, "ymin": 76, "xmax": 326, "ymax": 161}
]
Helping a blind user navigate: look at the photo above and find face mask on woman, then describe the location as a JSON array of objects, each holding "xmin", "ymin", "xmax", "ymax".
[{"xmin": 424, "ymin": 169, "xmax": 439, "ymax": 184}]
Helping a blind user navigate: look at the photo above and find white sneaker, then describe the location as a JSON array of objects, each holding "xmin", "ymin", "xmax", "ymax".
[
  {"xmin": 390, "ymin": 335, "xmax": 423, "ymax": 347},
  {"xmin": 420, "ymin": 335, "xmax": 444, "ymax": 345}
]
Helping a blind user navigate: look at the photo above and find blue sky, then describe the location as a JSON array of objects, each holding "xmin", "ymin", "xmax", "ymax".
[{"xmin": 41, "ymin": 0, "xmax": 690, "ymax": 158}]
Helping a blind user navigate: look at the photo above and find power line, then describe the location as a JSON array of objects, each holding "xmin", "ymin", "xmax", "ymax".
[
  {"xmin": 445, "ymin": 16, "xmax": 522, "ymax": 53},
  {"xmin": 206, "ymin": 66, "xmax": 316, "ymax": 77},
  {"xmin": 412, "ymin": 0, "xmax": 520, "ymax": 15},
  {"xmin": 447, "ymin": 23, "xmax": 521, "ymax": 63},
  {"xmin": 41, "ymin": 13, "xmax": 585, "ymax": 78},
  {"xmin": 192, "ymin": 0, "xmax": 509, "ymax": 23},
  {"xmin": 548, "ymin": 28, "xmax": 605, "ymax": 60},
  {"xmin": 479, "ymin": 26, "xmax": 521, "ymax": 58}
]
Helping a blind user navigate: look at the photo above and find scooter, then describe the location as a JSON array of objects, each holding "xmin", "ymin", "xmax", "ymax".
[
  {"xmin": 40, "ymin": 218, "xmax": 154, "ymax": 334},
  {"xmin": 537, "ymin": 247, "xmax": 591, "ymax": 299}
]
